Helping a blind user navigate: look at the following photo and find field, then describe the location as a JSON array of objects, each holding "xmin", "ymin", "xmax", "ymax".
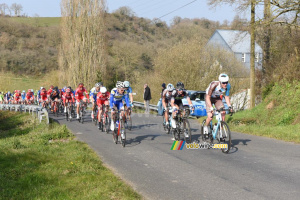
[{"xmin": 10, "ymin": 17, "xmax": 61, "ymax": 27}]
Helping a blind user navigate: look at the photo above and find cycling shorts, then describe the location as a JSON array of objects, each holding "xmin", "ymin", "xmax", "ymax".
[
  {"xmin": 206, "ymin": 98, "xmax": 224, "ymax": 113},
  {"xmin": 111, "ymin": 100, "xmax": 124, "ymax": 111}
]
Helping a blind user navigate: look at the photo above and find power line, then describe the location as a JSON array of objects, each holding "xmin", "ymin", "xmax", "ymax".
[{"xmin": 158, "ymin": 0, "xmax": 198, "ymax": 19}]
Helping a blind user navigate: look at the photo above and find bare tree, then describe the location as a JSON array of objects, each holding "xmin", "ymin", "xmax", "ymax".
[
  {"xmin": 59, "ymin": 0, "xmax": 107, "ymax": 88},
  {"xmin": 250, "ymin": 0, "xmax": 256, "ymax": 108},
  {"xmin": 10, "ymin": 3, "xmax": 23, "ymax": 16},
  {"xmin": 0, "ymin": 3, "xmax": 9, "ymax": 16}
]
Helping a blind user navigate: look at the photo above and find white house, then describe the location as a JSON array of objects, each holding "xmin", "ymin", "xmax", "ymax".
[{"xmin": 207, "ymin": 29, "xmax": 263, "ymax": 70}]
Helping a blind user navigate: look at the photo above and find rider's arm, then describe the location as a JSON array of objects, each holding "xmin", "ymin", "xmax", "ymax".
[
  {"xmin": 124, "ymin": 94, "xmax": 131, "ymax": 108},
  {"xmin": 109, "ymin": 93, "xmax": 114, "ymax": 108},
  {"xmin": 170, "ymin": 98, "xmax": 175, "ymax": 108},
  {"xmin": 205, "ymin": 94, "xmax": 213, "ymax": 112}
]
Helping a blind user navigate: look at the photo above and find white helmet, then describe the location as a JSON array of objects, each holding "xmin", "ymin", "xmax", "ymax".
[
  {"xmin": 219, "ymin": 73, "xmax": 229, "ymax": 82},
  {"xmin": 40, "ymin": 87, "xmax": 43, "ymax": 90},
  {"xmin": 124, "ymin": 81, "xmax": 130, "ymax": 88},
  {"xmin": 95, "ymin": 82, "xmax": 101, "ymax": 88},
  {"xmin": 31, "ymin": 89, "xmax": 34, "ymax": 92},
  {"xmin": 116, "ymin": 81, "xmax": 124, "ymax": 88},
  {"xmin": 100, "ymin": 87, "xmax": 107, "ymax": 93},
  {"xmin": 166, "ymin": 83, "xmax": 174, "ymax": 91}
]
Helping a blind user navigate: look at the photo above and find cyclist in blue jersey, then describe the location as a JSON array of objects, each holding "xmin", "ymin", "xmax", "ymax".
[
  {"xmin": 110, "ymin": 81, "xmax": 131, "ymax": 131},
  {"xmin": 5, "ymin": 91, "xmax": 12, "ymax": 104},
  {"xmin": 21, "ymin": 90, "xmax": 26, "ymax": 104},
  {"xmin": 123, "ymin": 81, "xmax": 134, "ymax": 119}
]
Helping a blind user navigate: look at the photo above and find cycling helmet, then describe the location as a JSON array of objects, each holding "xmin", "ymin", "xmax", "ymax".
[
  {"xmin": 98, "ymin": 82, "xmax": 103, "ymax": 87},
  {"xmin": 78, "ymin": 83, "xmax": 84, "ymax": 87},
  {"xmin": 27, "ymin": 89, "xmax": 31, "ymax": 92},
  {"xmin": 66, "ymin": 88, "xmax": 71, "ymax": 93},
  {"xmin": 116, "ymin": 81, "xmax": 124, "ymax": 88},
  {"xmin": 176, "ymin": 82, "xmax": 184, "ymax": 89},
  {"xmin": 95, "ymin": 82, "xmax": 101, "ymax": 88},
  {"xmin": 50, "ymin": 85, "xmax": 54, "ymax": 89},
  {"xmin": 100, "ymin": 87, "xmax": 107, "ymax": 93},
  {"xmin": 40, "ymin": 87, "xmax": 43, "ymax": 90},
  {"xmin": 31, "ymin": 89, "xmax": 34, "ymax": 92},
  {"xmin": 124, "ymin": 81, "xmax": 130, "ymax": 88},
  {"xmin": 166, "ymin": 83, "xmax": 174, "ymax": 91},
  {"xmin": 219, "ymin": 73, "xmax": 229, "ymax": 82},
  {"xmin": 22, "ymin": 90, "xmax": 25, "ymax": 93},
  {"xmin": 8, "ymin": 91, "xmax": 11, "ymax": 94},
  {"xmin": 162, "ymin": 83, "xmax": 166, "ymax": 88}
]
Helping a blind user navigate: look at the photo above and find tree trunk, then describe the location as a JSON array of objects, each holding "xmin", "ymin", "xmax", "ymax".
[
  {"xmin": 263, "ymin": 0, "xmax": 271, "ymax": 80},
  {"xmin": 250, "ymin": 0, "xmax": 256, "ymax": 109}
]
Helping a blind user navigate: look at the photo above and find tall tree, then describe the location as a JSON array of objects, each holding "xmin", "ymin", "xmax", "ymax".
[
  {"xmin": 10, "ymin": 3, "xmax": 22, "ymax": 16},
  {"xmin": 59, "ymin": 0, "xmax": 107, "ymax": 88},
  {"xmin": 0, "ymin": 3, "xmax": 8, "ymax": 16},
  {"xmin": 263, "ymin": 0, "xmax": 271, "ymax": 78}
]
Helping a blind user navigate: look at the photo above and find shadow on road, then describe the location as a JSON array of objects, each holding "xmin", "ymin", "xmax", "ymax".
[
  {"xmin": 126, "ymin": 134, "xmax": 160, "ymax": 147},
  {"xmin": 231, "ymin": 139, "xmax": 251, "ymax": 146}
]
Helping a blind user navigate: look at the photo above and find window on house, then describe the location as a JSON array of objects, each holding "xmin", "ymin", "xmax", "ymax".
[
  {"xmin": 242, "ymin": 53, "xmax": 246, "ymax": 62},
  {"xmin": 255, "ymin": 53, "xmax": 259, "ymax": 62}
]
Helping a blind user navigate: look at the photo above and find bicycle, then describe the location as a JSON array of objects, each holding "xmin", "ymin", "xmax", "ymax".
[
  {"xmin": 98, "ymin": 105, "xmax": 110, "ymax": 133},
  {"xmin": 171, "ymin": 107, "xmax": 192, "ymax": 143},
  {"xmin": 78, "ymin": 100, "xmax": 86, "ymax": 124},
  {"xmin": 200, "ymin": 108, "xmax": 233, "ymax": 154},
  {"xmin": 65, "ymin": 101, "xmax": 74, "ymax": 121},
  {"xmin": 93, "ymin": 105, "xmax": 98, "ymax": 126},
  {"xmin": 162, "ymin": 107, "xmax": 172, "ymax": 134},
  {"xmin": 112, "ymin": 110, "xmax": 126, "ymax": 147},
  {"xmin": 52, "ymin": 100, "xmax": 59, "ymax": 117},
  {"xmin": 125, "ymin": 107, "xmax": 132, "ymax": 131}
]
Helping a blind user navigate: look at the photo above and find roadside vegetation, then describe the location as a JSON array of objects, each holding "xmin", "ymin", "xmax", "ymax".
[{"xmin": 0, "ymin": 111, "xmax": 141, "ymax": 199}]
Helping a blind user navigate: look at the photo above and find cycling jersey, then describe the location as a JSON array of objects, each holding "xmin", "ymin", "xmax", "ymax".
[
  {"xmin": 14, "ymin": 93, "xmax": 21, "ymax": 101},
  {"xmin": 26, "ymin": 92, "xmax": 34, "ymax": 100},
  {"xmin": 171, "ymin": 89, "xmax": 189, "ymax": 106},
  {"xmin": 63, "ymin": 92, "xmax": 74, "ymax": 103},
  {"xmin": 97, "ymin": 91, "xmax": 110, "ymax": 105},
  {"xmin": 89, "ymin": 87, "xmax": 100, "ymax": 101},
  {"xmin": 40, "ymin": 89, "xmax": 48, "ymax": 101},
  {"xmin": 50, "ymin": 89, "xmax": 60, "ymax": 100},
  {"xmin": 75, "ymin": 87, "xmax": 89, "ymax": 102},
  {"xmin": 125, "ymin": 86, "xmax": 133, "ymax": 94},
  {"xmin": 21, "ymin": 93, "xmax": 26, "ymax": 100},
  {"xmin": 162, "ymin": 89, "xmax": 174, "ymax": 104},
  {"xmin": 110, "ymin": 88, "xmax": 130, "ymax": 110},
  {"xmin": 206, "ymin": 81, "xmax": 231, "ymax": 99},
  {"xmin": 47, "ymin": 88, "xmax": 53, "ymax": 96},
  {"xmin": 5, "ymin": 93, "xmax": 12, "ymax": 100}
]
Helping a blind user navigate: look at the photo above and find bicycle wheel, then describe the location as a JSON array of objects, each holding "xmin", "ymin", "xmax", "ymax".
[
  {"xmin": 121, "ymin": 119, "xmax": 126, "ymax": 147},
  {"xmin": 201, "ymin": 120, "xmax": 213, "ymax": 143},
  {"xmin": 105, "ymin": 116, "xmax": 110, "ymax": 134},
  {"xmin": 220, "ymin": 121, "xmax": 231, "ymax": 153},
  {"xmin": 66, "ymin": 106, "xmax": 69, "ymax": 121},
  {"xmin": 127, "ymin": 115, "xmax": 132, "ymax": 131},
  {"xmin": 113, "ymin": 127, "xmax": 118, "ymax": 144},
  {"xmin": 163, "ymin": 115, "xmax": 167, "ymax": 131},
  {"xmin": 183, "ymin": 119, "xmax": 192, "ymax": 143}
]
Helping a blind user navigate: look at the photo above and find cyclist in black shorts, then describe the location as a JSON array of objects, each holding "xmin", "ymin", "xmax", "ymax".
[{"xmin": 170, "ymin": 82, "xmax": 194, "ymax": 128}]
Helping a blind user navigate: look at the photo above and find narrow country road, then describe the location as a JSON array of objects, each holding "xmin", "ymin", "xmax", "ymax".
[{"xmin": 52, "ymin": 111, "xmax": 300, "ymax": 200}]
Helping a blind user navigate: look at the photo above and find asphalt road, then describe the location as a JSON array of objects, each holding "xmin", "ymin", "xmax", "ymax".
[{"xmin": 52, "ymin": 111, "xmax": 300, "ymax": 200}]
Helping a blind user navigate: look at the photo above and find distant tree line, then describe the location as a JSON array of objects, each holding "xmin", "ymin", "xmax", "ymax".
[{"xmin": 0, "ymin": 3, "xmax": 23, "ymax": 17}]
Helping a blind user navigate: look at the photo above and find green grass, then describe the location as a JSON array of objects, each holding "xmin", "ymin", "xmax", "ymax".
[
  {"xmin": 11, "ymin": 17, "xmax": 61, "ymax": 27},
  {"xmin": 196, "ymin": 81, "xmax": 300, "ymax": 143},
  {"xmin": 0, "ymin": 72, "xmax": 44, "ymax": 92},
  {"xmin": 0, "ymin": 111, "xmax": 141, "ymax": 200}
]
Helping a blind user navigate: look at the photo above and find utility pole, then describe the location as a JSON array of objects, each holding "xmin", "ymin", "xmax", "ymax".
[{"xmin": 250, "ymin": 0, "xmax": 256, "ymax": 108}]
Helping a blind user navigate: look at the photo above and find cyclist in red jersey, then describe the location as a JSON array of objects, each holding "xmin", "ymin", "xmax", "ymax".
[
  {"xmin": 39, "ymin": 87, "xmax": 48, "ymax": 104},
  {"xmin": 96, "ymin": 87, "xmax": 110, "ymax": 128},
  {"xmin": 75, "ymin": 83, "xmax": 89, "ymax": 119},
  {"xmin": 25, "ymin": 89, "xmax": 34, "ymax": 104},
  {"xmin": 14, "ymin": 90, "xmax": 21, "ymax": 104},
  {"xmin": 63, "ymin": 88, "xmax": 75, "ymax": 114}
]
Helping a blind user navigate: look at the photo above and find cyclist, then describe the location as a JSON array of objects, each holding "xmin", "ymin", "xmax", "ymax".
[
  {"xmin": 75, "ymin": 83, "xmax": 89, "ymax": 119},
  {"xmin": 49, "ymin": 86, "xmax": 61, "ymax": 111},
  {"xmin": 25, "ymin": 89, "xmax": 34, "ymax": 104},
  {"xmin": 5, "ymin": 91, "xmax": 12, "ymax": 104},
  {"xmin": 63, "ymin": 88, "xmax": 75, "ymax": 117},
  {"xmin": 170, "ymin": 82, "xmax": 194, "ymax": 138},
  {"xmin": 37, "ymin": 87, "xmax": 42, "ymax": 105},
  {"xmin": 123, "ymin": 81, "xmax": 133, "ymax": 121},
  {"xmin": 110, "ymin": 81, "xmax": 131, "ymax": 133},
  {"xmin": 0, "ymin": 92, "xmax": 3, "ymax": 104},
  {"xmin": 14, "ymin": 90, "xmax": 21, "ymax": 104},
  {"xmin": 203, "ymin": 73, "xmax": 233, "ymax": 137},
  {"xmin": 162, "ymin": 83, "xmax": 175, "ymax": 128},
  {"xmin": 39, "ymin": 87, "xmax": 48, "ymax": 107},
  {"xmin": 97, "ymin": 86, "xmax": 110, "ymax": 129},
  {"xmin": 21, "ymin": 90, "xmax": 26, "ymax": 104},
  {"xmin": 89, "ymin": 82, "xmax": 102, "ymax": 119}
]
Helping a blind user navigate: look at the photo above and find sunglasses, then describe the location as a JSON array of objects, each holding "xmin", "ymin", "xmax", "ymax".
[
  {"xmin": 222, "ymin": 82, "xmax": 228, "ymax": 85},
  {"xmin": 119, "ymin": 89, "xmax": 124, "ymax": 92}
]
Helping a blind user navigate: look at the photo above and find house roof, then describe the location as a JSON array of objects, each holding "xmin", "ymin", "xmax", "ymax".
[{"xmin": 214, "ymin": 29, "xmax": 262, "ymax": 53}]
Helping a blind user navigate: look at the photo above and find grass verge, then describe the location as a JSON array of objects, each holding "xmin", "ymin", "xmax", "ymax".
[{"xmin": 0, "ymin": 111, "xmax": 141, "ymax": 199}]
